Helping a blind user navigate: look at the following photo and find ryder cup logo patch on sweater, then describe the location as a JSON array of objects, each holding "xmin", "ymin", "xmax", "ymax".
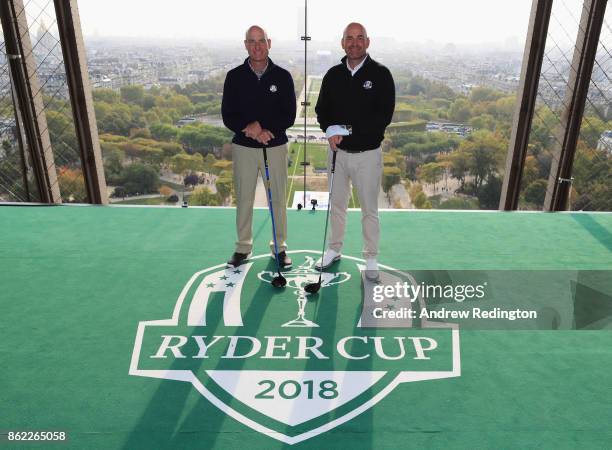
[
  {"xmin": 129, "ymin": 250, "xmax": 460, "ymax": 444},
  {"xmin": 269, "ymin": 84, "xmax": 278, "ymax": 93},
  {"xmin": 363, "ymin": 80, "xmax": 373, "ymax": 89}
]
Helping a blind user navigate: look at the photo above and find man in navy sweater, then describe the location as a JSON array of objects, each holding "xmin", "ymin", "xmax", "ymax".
[
  {"xmin": 315, "ymin": 22, "xmax": 395, "ymax": 281},
  {"xmin": 222, "ymin": 25, "xmax": 296, "ymax": 269}
]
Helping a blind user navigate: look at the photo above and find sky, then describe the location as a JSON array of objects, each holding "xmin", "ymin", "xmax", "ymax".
[{"xmin": 75, "ymin": 0, "xmax": 539, "ymax": 47}]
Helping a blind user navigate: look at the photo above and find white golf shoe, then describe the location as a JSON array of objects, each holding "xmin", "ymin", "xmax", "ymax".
[
  {"xmin": 365, "ymin": 258, "xmax": 380, "ymax": 282},
  {"xmin": 314, "ymin": 249, "xmax": 341, "ymax": 270}
]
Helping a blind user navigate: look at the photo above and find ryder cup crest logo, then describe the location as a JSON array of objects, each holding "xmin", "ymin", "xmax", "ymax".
[
  {"xmin": 130, "ymin": 250, "xmax": 460, "ymax": 444},
  {"xmin": 269, "ymin": 84, "xmax": 278, "ymax": 93},
  {"xmin": 363, "ymin": 80, "xmax": 373, "ymax": 89}
]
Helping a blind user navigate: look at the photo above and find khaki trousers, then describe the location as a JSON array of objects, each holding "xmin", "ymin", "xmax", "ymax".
[
  {"xmin": 327, "ymin": 148, "xmax": 382, "ymax": 259},
  {"xmin": 232, "ymin": 143, "xmax": 288, "ymax": 254}
]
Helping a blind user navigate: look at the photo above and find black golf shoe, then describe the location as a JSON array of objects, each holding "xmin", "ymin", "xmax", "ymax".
[
  {"xmin": 227, "ymin": 252, "xmax": 251, "ymax": 268},
  {"xmin": 273, "ymin": 251, "xmax": 292, "ymax": 270}
]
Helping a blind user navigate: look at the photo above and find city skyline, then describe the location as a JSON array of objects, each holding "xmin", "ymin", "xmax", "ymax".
[{"xmin": 77, "ymin": 0, "xmax": 537, "ymax": 48}]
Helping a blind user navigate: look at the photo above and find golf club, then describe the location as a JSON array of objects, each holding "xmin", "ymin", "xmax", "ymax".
[
  {"xmin": 304, "ymin": 150, "xmax": 338, "ymax": 294},
  {"xmin": 262, "ymin": 146, "xmax": 287, "ymax": 288}
]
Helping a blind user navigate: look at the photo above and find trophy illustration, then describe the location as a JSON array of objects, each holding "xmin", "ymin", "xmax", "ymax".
[{"xmin": 258, "ymin": 256, "xmax": 350, "ymax": 327}]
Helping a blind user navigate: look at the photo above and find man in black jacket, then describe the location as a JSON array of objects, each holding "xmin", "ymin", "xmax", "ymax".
[
  {"xmin": 315, "ymin": 22, "xmax": 395, "ymax": 281},
  {"xmin": 222, "ymin": 25, "xmax": 296, "ymax": 268}
]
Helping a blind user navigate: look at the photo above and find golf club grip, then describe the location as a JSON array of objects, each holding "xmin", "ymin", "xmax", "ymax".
[
  {"xmin": 331, "ymin": 150, "xmax": 337, "ymax": 172},
  {"xmin": 262, "ymin": 146, "xmax": 271, "ymax": 189},
  {"xmin": 262, "ymin": 146, "xmax": 268, "ymax": 170}
]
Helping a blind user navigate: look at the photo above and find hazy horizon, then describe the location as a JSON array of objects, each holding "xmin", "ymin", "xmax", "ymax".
[{"xmin": 76, "ymin": 0, "xmax": 537, "ymax": 49}]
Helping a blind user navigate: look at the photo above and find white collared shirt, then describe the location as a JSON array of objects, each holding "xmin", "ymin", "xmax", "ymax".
[
  {"xmin": 325, "ymin": 55, "xmax": 369, "ymax": 138},
  {"xmin": 346, "ymin": 54, "xmax": 368, "ymax": 77},
  {"xmin": 248, "ymin": 58, "xmax": 269, "ymax": 79}
]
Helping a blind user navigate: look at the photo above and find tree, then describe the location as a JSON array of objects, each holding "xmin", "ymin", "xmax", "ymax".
[
  {"xmin": 156, "ymin": 92, "xmax": 193, "ymax": 116},
  {"xmin": 477, "ymin": 175, "xmax": 502, "ymax": 209},
  {"xmin": 129, "ymin": 128, "xmax": 151, "ymax": 139},
  {"xmin": 158, "ymin": 142, "xmax": 183, "ymax": 159},
  {"xmin": 189, "ymin": 186, "xmax": 221, "ymax": 206},
  {"xmin": 449, "ymin": 98, "xmax": 471, "ymax": 123},
  {"xmin": 413, "ymin": 191, "xmax": 432, "ymax": 209},
  {"xmin": 112, "ymin": 186, "xmax": 127, "ymax": 199},
  {"xmin": 93, "ymin": 89, "xmax": 120, "ymax": 103},
  {"xmin": 121, "ymin": 85, "xmax": 145, "ymax": 105},
  {"xmin": 170, "ymin": 152, "xmax": 203, "ymax": 176},
  {"xmin": 202, "ymin": 153, "xmax": 217, "ymax": 172},
  {"xmin": 119, "ymin": 142, "xmax": 162, "ymax": 164},
  {"xmin": 104, "ymin": 150, "xmax": 124, "ymax": 185},
  {"xmin": 159, "ymin": 185, "xmax": 173, "ymax": 197},
  {"xmin": 95, "ymin": 101, "xmax": 145, "ymax": 136},
  {"xmin": 417, "ymin": 162, "xmax": 445, "ymax": 190},
  {"xmin": 407, "ymin": 77, "xmax": 427, "ymax": 95},
  {"xmin": 150, "ymin": 123, "xmax": 179, "ymax": 142},
  {"xmin": 408, "ymin": 183, "xmax": 432, "ymax": 209},
  {"xmin": 143, "ymin": 94, "xmax": 156, "ymax": 110},
  {"xmin": 116, "ymin": 163, "xmax": 160, "ymax": 195},
  {"xmin": 523, "ymin": 179, "xmax": 547, "ymax": 206},
  {"xmin": 571, "ymin": 142, "xmax": 612, "ymax": 211},
  {"xmin": 440, "ymin": 151, "xmax": 469, "ymax": 189},
  {"xmin": 212, "ymin": 160, "xmax": 232, "ymax": 175},
  {"xmin": 393, "ymin": 103, "xmax": 416, "ymax": 122},
  {"xmin": 46, "ymin": 110, "xmax": 80, "ymax": 166},
  {"xmin": 458, "ymin": 130, "xmax": 506, "ymax": 193},
  {"xmin": 57, "ymin": 168, "xmax": 87, "ymax": 203},
  {"xmin": 470, "ymin": 87, "xmax": 503, "ymax": 103},
  {"xmin": 487, "ymin": 96, "xmax": 516, "ymax": 123},
  {"xmin": 179, "ymin": 124, "xmax": 230, "ymax": 155},
  {"xmin": 519, "ymin": 155, "xmax": 537, "ymax": 187},
  {"xmin": 580, "ymin": 116, "xmax": 609, "ymax": 148},
  {"xmin": 216, "ymin": 175, "xmax": 233, "ymax": 205},
  {"xmin": 469, "ymin": 114, "xmax": 496, "ymax": 131},
  {"xmin": 382, "ymin": 166, "xmax": 401, "ymax": 194}
]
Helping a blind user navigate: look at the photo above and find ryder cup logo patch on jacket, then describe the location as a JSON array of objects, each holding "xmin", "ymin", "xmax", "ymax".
[
  {"xmin": 363, "ymin": 80, "xmax": 373, "ymax": 90},
  {"xmin": 269, "ymin": 84, "xmax": 278, "ymax": 93}
]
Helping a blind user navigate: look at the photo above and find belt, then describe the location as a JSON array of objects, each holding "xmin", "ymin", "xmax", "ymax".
[{"xmin": 341, "ymin": 148, "xmax": 377, "ymax": 153}]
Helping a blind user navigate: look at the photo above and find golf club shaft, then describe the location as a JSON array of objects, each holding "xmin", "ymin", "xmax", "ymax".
[
  {"xmin": 262, "ymin": 147, "xmax": 283, "ymax": 276},
  {"xmin": 317, "ymin": 150, "xmax": 338, "ymax": 280}
]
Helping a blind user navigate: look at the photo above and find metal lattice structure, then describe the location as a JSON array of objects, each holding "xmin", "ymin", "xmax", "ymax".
[
  {"xmin": 0, "ymin": 0, "xmax": 106, "ymax": 204},
  {"xmin": 501, "ymin": 0, "xmax": 610, "ymax": 211}
]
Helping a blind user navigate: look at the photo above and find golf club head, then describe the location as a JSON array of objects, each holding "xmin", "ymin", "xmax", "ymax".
[
  {"xmin": 304, "ymin": 282, "xmax": 321, "ymax": 294},
  {"xmin": 271, "ymin": 275, "xmax": 287, "ymax": 288}
]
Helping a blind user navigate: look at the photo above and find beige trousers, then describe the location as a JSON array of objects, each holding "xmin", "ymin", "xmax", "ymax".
[
  {"xmin": 232, "ymin": 143, "xmax": 288, "ymax": 254},
  {"xmin": 327, "ymin": 148, "xmax": 382, "ymax": 259}
]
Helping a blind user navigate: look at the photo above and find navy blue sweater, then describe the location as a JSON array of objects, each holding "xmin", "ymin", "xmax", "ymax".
[
  {"xmin": 316, "ymin": 55, "xmax": 395, "ymax": 151},
  {"xmin": 222, "ymin": 58, "xmax": 296, "ymax": 148}
]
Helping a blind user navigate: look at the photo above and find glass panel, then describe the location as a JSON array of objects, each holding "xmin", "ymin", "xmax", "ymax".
[{"xmin": 77, "ymin": 0, "xmax": 533, "ymax": 209}]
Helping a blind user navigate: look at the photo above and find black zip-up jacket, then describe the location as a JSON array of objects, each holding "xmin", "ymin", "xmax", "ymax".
[
  {"xmin": 316, "ymin": 55, "xmax": 395, "ymax": 151},
  {"xmin": 222, "ymin": 58, "xmax": 296, "ymax": 148}
]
